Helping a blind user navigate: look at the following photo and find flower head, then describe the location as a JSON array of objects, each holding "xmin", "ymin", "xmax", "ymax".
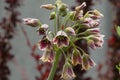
[
  {"xmin": 72, "ymin": 49, "xmax": 82, "ymax": 66},
  {"xmin": 37, "ymin": 24, "xmax": 48, "ymax": 35},
  {"xmin": 40, "ymin": 48, "xmax": 55, "ymax": 62},
  {"xmin": 23, "ymin": 18, "xmax": 40, "ymax": 27},
  {"xmin": 53, "ymin": 30, "xmax": 69, "ymax": 48},
  {"xmin": 38, "ymin": 37, "xmax": 51, "ymax": 51},
  {"xmin": 61, "ymin": 61, "xmax": 76, "ymax": 79}
]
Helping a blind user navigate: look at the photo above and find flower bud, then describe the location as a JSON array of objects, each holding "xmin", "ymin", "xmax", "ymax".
[
  {"xmin": 23, "ymin": 18, "xmax": 41, "ymax": 27},
  {"xmin": 75, "ymin": 2, "xmax": 86, "ymax": 12},
  {"xmin": 58, "ymin": 9, "xmax": 67, "ymax": 17},
  {"xmin": 40, "ymin": 4, "xmax": 55, "ymax": 10},
  {"xmin": 69, "ymin": 11, "xmax": 75, "ymax": 20},
  {"xmin": 93, "ymin": 10, "xmax": 104, "ymax": 17},
  {"xmin": 59, "ymin": 3, "xmax": 67, "ymax": 11},
  {"xmin": 65, "ymin": 27, "xmax": 76, "ymax": 36},
  {"xmin": 49, "ymin": 12, "xmax": 56, "ymax": 20},
  {"xmin": 55, "ymin": 0, "xmax": 62, "ymax": 7}
]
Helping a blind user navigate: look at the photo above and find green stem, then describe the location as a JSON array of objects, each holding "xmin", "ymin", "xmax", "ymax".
[{"xmin": 47, "ymin": 50, "xmax": 61, "ymax": 80}]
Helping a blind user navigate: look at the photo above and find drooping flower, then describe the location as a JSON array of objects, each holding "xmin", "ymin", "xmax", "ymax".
[
  {"xmin": 85, "ymin": 28, "xmax": 100, "ymax": 35},
  {"xmin": 53, "ymin": 30, "xmax": 69, "ymax": 48},
  {"xmin": 87, "ymin": 34, "xmax": 104, "ymax": 49},
  {"xmin": 72, "ymin": 49, "xmax": 82, "ymax": 66},
  {"xmin": 82, "ymin": 18, "xmax": 100, "ymax": 28},
  {"xmin": 61, "ymin": 61, "xmax": 76, "ymax": 79},
  {"xmin": 23, "ymin": 18, "xmax": 40, "ymax": 27},
  {"xmin": 37, "ymin": 24, "xmax": 49, "ymax": 35},
  {"xmin": 40, "ymin": 48, "xmax": 55, "ymax": 62},
  {"xmin": 89, "ymin": 10, "xmax": 104, "ymax": 19},
  {"xmin": 38, "ymin": 37, "xmax": 51, "ymax": 51},
  {"xmin": 65, "ymin": 27, "xmax": 76, "ymax": 36},
  {"xmin": 82, "ymin": 54, "xmax": 96, "ymax": 70}
]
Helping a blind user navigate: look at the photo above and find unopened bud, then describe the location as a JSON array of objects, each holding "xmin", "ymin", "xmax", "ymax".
[
  {"xmin": 40, "ymin": 4, "xmax": 55, "ymax": 10},
  {"xmin": 58, "ymin": 9, "xmax": 67, "ymax": 17},
  {"xmin": 49, "ymin": 12, "xmax": 56, "ymax": 20},
  {"xmin": 75, "ymin": 2, "xmax": 86, "ymax": 12},
  {"xmin": 92, "ymin": 10, "xmax": 104, "ymax": 18},
  {"xmin": 69, "ymin": 11, "xmax": 75, "ymax": 20},
  {"xmin": 23, "ymin": 18, "xmax": 41, "ymax": 27},
  {"xmin": 55, "ymin": 0, "xmax": 62, "ymax": 7},
  {"xmin": 59, "ymin": 3, "xmax": 67, "ymax": 11},
  {"xmin": 65, "ymin": 27, "xmax": 76, "ymax": 36}
]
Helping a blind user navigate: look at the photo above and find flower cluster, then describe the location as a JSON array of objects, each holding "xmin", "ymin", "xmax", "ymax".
[{"xmin": 23, "ymin": 0, "xmax": 104, "ymax": 79}]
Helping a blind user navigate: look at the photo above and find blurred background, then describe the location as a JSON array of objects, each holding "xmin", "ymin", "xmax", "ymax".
[{"xmin": 0, "ymin": 0, "xmax": 120, "ymax": 80}]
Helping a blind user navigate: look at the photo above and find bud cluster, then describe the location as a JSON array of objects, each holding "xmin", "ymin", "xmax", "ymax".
[{"xmin": 23, "ymin": 0, "xmax": 104, "ymax": 79}]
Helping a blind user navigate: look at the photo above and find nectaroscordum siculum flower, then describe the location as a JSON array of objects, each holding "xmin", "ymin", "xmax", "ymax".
[
  {"xmin": 40, "ymin": 48, "xmax": 55, "ymax": 62},
  {"xmin": 37, "ymin": 24, "xmax": 49, "ymax": 35},
  {"xmin": 87, "ymin": 34, "xmax": 104, "ymax": 49},
  {"xmin": 82, "ymin": 54, "xmax": 96, "ymax": 70},
  {"xmin": 53, "ymin": 30, "xmax": 69, "ymax": 48},
  {"xmin": 61, "ymin": 60, "xmax": 76, "ymax": 79},
  {"xmin": 38, "ymin": 37, "xmax": 52, "ymax": 51},
  {"xmin": 72, "ymin": 49, "xmax": 82, "ymax": 66}
]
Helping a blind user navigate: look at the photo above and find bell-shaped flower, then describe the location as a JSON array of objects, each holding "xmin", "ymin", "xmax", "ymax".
[
  {"xmin": 87, "ymin": 34, "xmax": 104, "ymax": 49},
  {"xmin": 38, "ymin": 37, "xmax": 51, "ymax": 51},
  {"xmin": 89, "ymin": 10, "xmax": 104, "ymax": 19},
  {"xmin": 87, "ymin": 39, "xmax": 96, "ymax": 50},
  {"xmin": 65, "ymin": 27, "xmax": 76, "ymax": 36},
  {"xmin": 61, "ymin": 61, "xmax": 76, "ymax": 79},
  {"xmin": 40, "ymin": 48, "xmax": 55, "ymax": 62},
  {"xmin": 37, "ymin": 24, "xmax": 48, "ymax": 35},
  {"xmin": 83, "ymin": 18, "xmax": 100, "ymax": 28},
  {"xmin": 53, "ymin": 30, "xmax": 69, "ymax": 48},
  {"xmin": 23, "ymin": 18, "xmax": 40, "ymax": 27},
  {"xmin": 85, "ymin": 28, "xmax": 100, "ymax": 35},
  {"xmin": 72, "ymin": 49, "xmax": 82, "ymax": 66},
  {"xmin": 82, "ymin": 54, "xmax": 96, "ymax": 70}
]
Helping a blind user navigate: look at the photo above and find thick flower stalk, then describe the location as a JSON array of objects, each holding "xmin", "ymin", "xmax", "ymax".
[{"xmin": 23, "ymin": 0, "xmax": 104, "ymax": 80}]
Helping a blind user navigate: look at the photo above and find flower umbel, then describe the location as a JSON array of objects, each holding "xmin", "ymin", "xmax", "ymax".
[{"xmin": 23, "ymin": 1, "xmax": 104, "ymax": 80}]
